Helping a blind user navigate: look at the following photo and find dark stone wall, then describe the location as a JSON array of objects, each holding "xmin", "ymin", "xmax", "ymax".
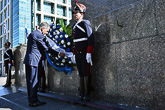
[
  {"xmin": 14, "ymin": 0, "xmax": 165, "ymax": 110},
  {"xmin": 71, "ymin": 0, "xmax": 165, "ymax": 109},
  {"xmin": 13, "ymin": 44, "xmax": 27, "ymax": 87},
  {"xmin": 71, "ymin": 0, "xmax": 141, "ymax": 20}
]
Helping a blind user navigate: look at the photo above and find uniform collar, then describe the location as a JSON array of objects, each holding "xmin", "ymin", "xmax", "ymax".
[
  {"xmin": 5, "ymin": 48, "xmax": 10, "ymax": 52},
  {"xmin": 73, "ymin": 20, "xmax": 83, "ymax": 29}
]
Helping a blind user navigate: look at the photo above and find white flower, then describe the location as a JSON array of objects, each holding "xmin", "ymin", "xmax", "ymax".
[
  {"xmin": 55, "ymin": 57, "xmax": 58, "ymax": 60},
  {"xmin": 50, "ymin": 35, "xmax": 52, "ymax": 38},
  {"xmin": 58, "ymin": 55, "xmax": 61, "ymax": 58},
  {"xmin": 61, "ymin": 40, "xmax": 64, "ymax": 44},
  {"xmin": 53, "ymin": 25, "xmax": 56, "ymax": 29},
  {"xmin": 61, "ymin": 63, "xmax": 64, "ymax": 66},
  {"xmin": 53, "ymin": 32, "xmax": 56, "ymax": 35},
  {"xmin": 55, "ymin": 35, "xmax": 58, "ymax": 39},
  {"xmin": 56, "ymin": 63, "xmax": 59, "ymax": 65},
  {"xmin": 59, "ymin": 28, "xmax": 63, "ymax": 32},
  {"xmin": 64, "ymin": 56, "xmax": 67, "ymax": 59},
  {"xmin": 62, "ymin": 59, "xmax": 65, "ymax": 63},
  {"xmin": 65, "ymin": 34, "xmax": 69, "ymax": 38},
  {"xmin": 55, "ymin": 40, "xmax": 58, "ymax": 43},
  {"xmin": 69, "ymin": 61, "xmax": 72, "ymax": 64},
  {"xmin": 60, "ymin": 35, "xmax": 63, "ymax": 38},
  {"xmin": 67, "ymin": 42, "xmax": 71, "ymax": 46},
  {"xmin": 50, "ymin": 28, "xmax": 52, "ymax": 31},
  {"xmin": 63, "ymin": 44, "xmax": 66, "ymax": 48},
  {"xmin": 56, "ymin": 30, "xmax": 60, "ymax": 35}
]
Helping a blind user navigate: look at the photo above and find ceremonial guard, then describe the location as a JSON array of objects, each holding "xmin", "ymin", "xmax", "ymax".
[
  {"xmin": 72, "ymin": 1, "xmax": 94, "ymax": 101},
  {"xmin": 3, "ymin": 41, "xmax": 13, "ymax": 87}
]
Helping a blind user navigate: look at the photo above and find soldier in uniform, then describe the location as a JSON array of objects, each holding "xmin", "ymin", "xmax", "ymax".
[
  {"xmin": 3, "ymin": 41, "xmax": 13, "ymax": 87},
  {"xmin": 72, "ymin": 1, "xmax": 94, "ymax": 101}
]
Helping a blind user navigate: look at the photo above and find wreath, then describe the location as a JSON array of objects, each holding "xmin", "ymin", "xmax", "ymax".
[{"xmin": 46, "ymin": 19, "xmax": 73, "ymax": 75}]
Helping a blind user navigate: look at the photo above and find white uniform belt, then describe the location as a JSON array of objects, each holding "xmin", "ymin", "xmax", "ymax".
[
  {"xmin": 4, "ymin": 58, "xmax": 10, "ymax": 61},
  {"xmin": 73, "ymin": 38, "xmax": 87, "ymax": 42}
]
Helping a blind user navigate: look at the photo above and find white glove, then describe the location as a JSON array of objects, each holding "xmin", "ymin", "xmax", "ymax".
[
  {"xmin": 71, "ymin": 55, "xmax": 76, "ymax": 64},
  {"xmin": 8, "ymin": 63, "xmax": 11, "ymax": 69},
  {"xmin": 86, "ymin": 53, "xmax": 93, "ymax": 66}
]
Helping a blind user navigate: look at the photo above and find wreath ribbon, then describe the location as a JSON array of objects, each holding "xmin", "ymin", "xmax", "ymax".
[{"xmin": 45, "ymin": 52, "xmax": 72, "ymax": 76}]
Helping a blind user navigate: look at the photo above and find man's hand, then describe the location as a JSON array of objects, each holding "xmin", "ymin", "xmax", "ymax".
[{"xmin": 59, "ymin": 52, "xmax": 65, "ymax": 57}]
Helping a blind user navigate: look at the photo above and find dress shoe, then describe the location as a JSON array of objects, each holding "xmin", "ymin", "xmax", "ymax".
[
  {"xmin": 2, "ymin": 83, "xmax": 11, "ymax": 87},
  {"xmin": 29, "ymin": 101, "xmax": 46, "ymax": 107},
  {"xmin": 79, "ymin": 95, "xmax": 84, "ymax": 101},
  {"xmin": 39, "ymin": 89, "xmax": 46, "ymax": 93},
  {"xmin": 84, "ymin": 96, "xmax": 90, "ymax": 102}
]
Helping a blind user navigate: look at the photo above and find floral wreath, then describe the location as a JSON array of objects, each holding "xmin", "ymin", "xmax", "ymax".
[{"xmin": 46, "ymin": 19, "xmax": 73, "ymax": 75}]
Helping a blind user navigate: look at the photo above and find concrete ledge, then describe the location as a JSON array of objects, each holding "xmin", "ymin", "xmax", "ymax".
[{"xmin": 18, "ymin": 88, "xmax": 151, "ymax": 110}]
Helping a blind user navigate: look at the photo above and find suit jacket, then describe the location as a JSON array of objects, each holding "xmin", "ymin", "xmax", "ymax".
[{"xmin": 24, "ymin": 30, "xmax": 58, "ymax": 67}]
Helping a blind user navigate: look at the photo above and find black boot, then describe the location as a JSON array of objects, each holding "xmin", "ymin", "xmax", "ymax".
[
  {"xmin": 39, "ymin": 77, "xmax": 46, "ymax": 93},
  {"xmin": 79, "ymin": 92, "xmax": 84, "ymax": 101},
  {"xmin": 3, "ymin": 71, "xmax": 11, "ymax": 87},
  {"xmin": 84, "ymin": 76, "xmax": 90, "ymax": 102},
  {"xmin": 3, "ymin": 83, "xmax": 11, "ymax": 87}
]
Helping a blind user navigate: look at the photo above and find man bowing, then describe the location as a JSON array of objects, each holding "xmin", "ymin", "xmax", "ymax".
[{"xmin": 24, "ymin": 22, "xmax": 64, "ymax": 107}]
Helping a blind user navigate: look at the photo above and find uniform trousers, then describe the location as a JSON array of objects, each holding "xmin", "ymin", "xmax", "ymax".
[
  {"xmin": 75, "ymin": 49, "xmax": 90, "ymax": 97},
  {"xmin": 4, "ymin": 60, "xmax": 11, "ymax": 84}
]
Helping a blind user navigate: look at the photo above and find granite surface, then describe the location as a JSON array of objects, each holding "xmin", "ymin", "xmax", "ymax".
[
  {"xmin": 13, "ymin": 0, "xmax": 165, "ymax": 109},
  {"xmin": 13, "ymin": 44, "xmax": 27, "ymax": 87}
]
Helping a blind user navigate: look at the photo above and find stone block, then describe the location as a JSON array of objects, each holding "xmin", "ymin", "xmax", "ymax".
[
  {"xmin": 149, "ymin": 35, "xmax": 165, "ymax": 110},
  {"xmin": 14, "ymin": 44, "xmax": 27, "ymax": 87},
  {"xmin": 47, "ymin": 64, "xmax": 79, "ymax": 96},
  {"xmin": 109, "ymin": 0, "xmax": 156, "ymax": 43},
  {"xmin": 91, "ymin": 44, "xmax": 118, "ymax": 102},
  {"xmin": 155, "ymin": 0, "xmax": 165, "ymax": 34}
]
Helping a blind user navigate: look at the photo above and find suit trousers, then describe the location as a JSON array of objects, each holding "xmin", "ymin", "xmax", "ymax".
[{"xmin": 25, "ymin": 62, "xmax": 41, "ymax": 103}]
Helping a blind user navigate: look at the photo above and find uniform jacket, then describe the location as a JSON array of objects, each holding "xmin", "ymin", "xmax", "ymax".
[
  {"xmin": 4, "ymin": 48, "xmax": 13, "ymax": 64},
  {"xmin": 72, "ymin": 20, "xmax": 94, "ymax": 54},
  {"xmin": 24, "ymin": 30, "xmax": 58, "ymax": 67}
]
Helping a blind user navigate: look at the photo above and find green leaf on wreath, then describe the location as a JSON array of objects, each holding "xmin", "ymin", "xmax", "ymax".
[
  {"xmin": 60, "ymin": 18, "xmax": 64, "ymax": 29},
  {"xmin": 64, "ymin": 25, "xmax": 67, "ymax": 33},
  {"xmin": 66, "ymin": 24, "xmax": 72, "ymax": 36}
]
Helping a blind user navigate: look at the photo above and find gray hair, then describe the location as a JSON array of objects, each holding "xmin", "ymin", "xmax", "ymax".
[{"xmin": 38, "ymin": 22, "xmax": 50, "ymax": 29}]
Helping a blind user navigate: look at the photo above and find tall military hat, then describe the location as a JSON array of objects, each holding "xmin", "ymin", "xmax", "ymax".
[
  {"xmin": 4, "ymin": 41, "xmax": 11, "ymax": 47},
  {"xmin": 73, "ymin": 1, "xmax": 86, "ymax": 13}
]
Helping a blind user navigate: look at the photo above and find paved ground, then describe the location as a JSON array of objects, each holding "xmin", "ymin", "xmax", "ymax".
[
  {"xmin": 0, "ymin": 77, "xmax": 152, "ymax": 110},
  {"xmin": 0, "ymin": 92, "xmax": 99, "ymax": 110},
  {"xmin": 0, "ymin": 77, "xmax": 6, "ymax": 86}
]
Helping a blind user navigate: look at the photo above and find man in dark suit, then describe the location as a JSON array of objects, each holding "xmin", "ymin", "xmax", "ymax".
[
  {"xmin": 3, "ymin": 41, "xmax": 13, "ymax": 87},
  {"xmin": 24, "ymin": 22, "xmax": 64, "ymax": 107}
]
